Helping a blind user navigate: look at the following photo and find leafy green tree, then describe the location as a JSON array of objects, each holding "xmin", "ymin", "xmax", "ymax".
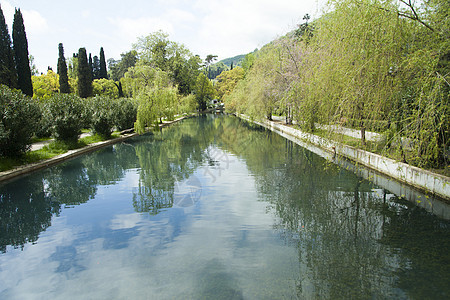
[
  {"xmin": 57, "ymin": 43, "xmax": 70, "ymax": 93},
  {"xmin": 32, "ymin": 70, "xmax": 59, "ymax": 100},
  {"xmin": 108, "ymin": 50, "xmax": 138, "ymax": 81},
  {"xmin": 215, "ymin": 67, "xmax": 244, "ymax": 100},
  {"xmin": 133, "ymin": 72, "xmax": 178, "ymax": 133},
  {"xmin": 67, "ymin": 54, "xmax": 78, "ymax": 79},
  {"xmin": 77, "ymin": 47, "xmax": 93, "ymax": 98},
  {"xmin": 92, "ymin": 55, "xmax": 100, "ymax": 79},
  {"xmin": 0, "ymin": 85, "xmax": 40, "ymax": 156},
  {"xmin": 194, "ymin": 73, "xmax": 215, "ymax": 111},
  {"xmin": 12, "ymin": 8, "xmax": 33, "ymax": 97},
  {"xmin": 99, "ymin": 47, "xmax": 107, "ymax": 79},
  {"xmin": 133, "ymin": 31, "xmax": 199, "ymax": 95},
  {"xmin": 92, "ymin": 78, "xmax": 119, "ymax": 98},
  {"xmin": 0, "ymin": 4, "xmax": 17, "ymax": 88}
]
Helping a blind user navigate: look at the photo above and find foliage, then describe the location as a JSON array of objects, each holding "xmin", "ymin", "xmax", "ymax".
[
  {"xmin": 77, "ymin": 47, "xmax": 92, "ymax": 98},
  {"xmin": 215, "ymin": 67, "xmax": 244, "ymax": 100},
  {"xmin": 207, "ymin": 61, "xmax": 228, "ymax": 79},
  {"xmin": 32, "ymin": 70, "xmax": 59, "ymax": 100},
  {"xmin": 43, "ymin": 93, "xmax": 86, "ymax": 142},
  {"xmin": 57, "ymin": 43, "xmax": 70, "ymax": 93},
  {"xmin": 0, "ymin": 5, "xmax": 17, "ymax": 89},
  {"xmin": 0, "ymin": 85, "xmax": 40, "ymax": 156},
  {"xmin": 133, "ymin": 31, "xmax": 201, "ymax": 95},
  {"xmin": 134, "ymin": 86, "xmax": 178, "ymax": 134},
  {"xmin": 179, "ymin": 94, "xmax": 197, "ymax": 114},
  {"xmin": 108, "ymin": 50, "xmax": 138, "ymax": 81},
  {"xmin": 194, "ymin": 73, "xmax": 215, "ymax": 111},
  {"xmin": 12, "ymin": 8, "xmax": 33, "ymax": 97},
  {"xmin": 99, "ymin": 47, "xmax": 108, "ymax": 79},
  {"xmin": 219, "ymin": 54, "xmax": 247, "ymax": 68},
  {"xmin": 88, "ymin": 95, "xmax": 117, "ymax": 138},
  {"xmin": 226, "ymin": 0, "xmax": 449, "ymax": 169},
  {"xmin": 92, "ymin": 78, "xmax": 119, "ymax": 98},
  {"xmin": 115, "ymin": 97, "xmax": 137, "ymax": 131}
]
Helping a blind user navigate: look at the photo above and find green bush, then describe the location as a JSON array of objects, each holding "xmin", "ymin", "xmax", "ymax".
[
  {"xmin": 89, "ymin": 96, "xmax": 117, "ymax": 138},
  {"xmin": 0, "ymin": 85, "xmax": 40, "ymax": 156},
  {"xmin": 35, "ymin": 100, "xmax": 52, "ymax": 138},
  {"xmin": 115, "ymin": 98, "xmax": 137, "ymax": 131},
  {"xmin": 45, "ymin": 93, "xmax": 86, "ymax": 142}
]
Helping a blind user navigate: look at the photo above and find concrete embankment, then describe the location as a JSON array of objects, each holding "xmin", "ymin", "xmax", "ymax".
[
  {"xmin": 238, "ymin": 114, "xmax": 450, "ymax": 202},
  {"xmin": 0, "ymin": 115, "xmax": 191, "ymax": 183}
]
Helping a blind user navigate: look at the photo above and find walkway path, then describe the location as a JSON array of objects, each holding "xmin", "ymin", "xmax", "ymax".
[
  {"xmin": 31, "ymin": 133, "xmax": 92, "ymax": 151},
  {"xmin": 271, "ymin": 116, "xmax": 382, "ymax": 142}
]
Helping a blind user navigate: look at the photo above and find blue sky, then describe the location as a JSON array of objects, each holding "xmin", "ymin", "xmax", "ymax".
[{"xmin": 1, "ymin": 0, "xmax": 325, "ymax": 73}]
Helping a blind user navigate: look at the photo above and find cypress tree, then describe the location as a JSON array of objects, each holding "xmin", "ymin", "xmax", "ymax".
[
  {"xmin": 99, "ymin": 47, "xmax": 107, "ymax": 79},
  {"xmin": 12, "ymin": 8, "xmax": 32, "ymax": 96},
  {"xmin": 92, "ymin": 55, "xmax": 100, "ymax": 79},
  {"xmin": 77, "ymin": 47, "xmax": 92, "ymax": 98},
  {"xmin": 0, "ymin": 4, "xmax": 17, "ymax": 88},
  {"xmin": 57, "ymin": 43, "xmax": 70, "ymax": 93},
  {"xmin": 88, "ymin": 53, "xmax": 93, "ymax": 77}
]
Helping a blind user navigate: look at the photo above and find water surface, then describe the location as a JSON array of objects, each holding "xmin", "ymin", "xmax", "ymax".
[{"xmin": 1, "ymin": 115, "xmax": 449, "ymax": 299}]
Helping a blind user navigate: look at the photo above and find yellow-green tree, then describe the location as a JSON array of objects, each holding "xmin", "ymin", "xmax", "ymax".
[
  {"xmin": 215, "ymin": 67, "xmax": 244, "ymax": 100},
  {"xmin": 32, "ymin": 70, "xmax": 59, "ymax": 100},
  {"xmin": 92, "ymin": 78, "xmax": 119, "ymax": 98}
]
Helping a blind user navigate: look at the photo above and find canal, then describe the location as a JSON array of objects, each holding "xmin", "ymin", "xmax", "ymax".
[{"xmin": 1, "ymin": 115, "xmax": 449, "ymax": 299}]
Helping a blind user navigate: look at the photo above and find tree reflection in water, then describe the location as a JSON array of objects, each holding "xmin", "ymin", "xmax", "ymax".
[{"xmin": 0, "ymin": 115, "xmax": 448, "ymax": 299}]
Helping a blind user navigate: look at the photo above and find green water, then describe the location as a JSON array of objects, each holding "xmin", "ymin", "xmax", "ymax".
[{"xmin": 0, "ymin": 115, "xmax": 449, "ymax": 299}]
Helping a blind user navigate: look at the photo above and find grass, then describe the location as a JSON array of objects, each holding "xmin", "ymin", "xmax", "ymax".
[{"xmin": 0, "ymin": 132, "xmax": 122, "ymax": 172}]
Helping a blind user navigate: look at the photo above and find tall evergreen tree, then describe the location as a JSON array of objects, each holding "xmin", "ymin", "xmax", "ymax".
[
  {"xmin": 57, "ymin": 43, "xmax": 70, "ymax": 93},
  {"xmin": 0, "ymin": 5, "xmax": 17, "ymax": 88},
  {"xmin": 99, "ymin": 47, "xmax": 107, "ymax": 79},
  {"xmin": 88, "ymin": 53, "xmax": 93, "ymax": 77},
  {"xmin": 92, "ymin": 55, "xmax": 100, "ymax": 79},
  {"xmin": 12, "ymin": 8, "xmax": 32, "ymax": 96},
  {"xmin": 77, "ymin": 47, "xmax": 92, "ymax": 98}
]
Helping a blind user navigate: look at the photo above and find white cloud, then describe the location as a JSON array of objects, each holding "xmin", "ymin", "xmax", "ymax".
[
  {"xmin": 22, "ymin": 9, "xmax": 48, "ymax": 34},
  {"xmin": 1, "ymin": 1, "xmax": 48, "ymax": 34}
]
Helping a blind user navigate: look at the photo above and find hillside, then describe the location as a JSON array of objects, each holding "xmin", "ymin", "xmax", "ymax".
[{"xmin": 219, "ymin": 53, "xmax": 247, "ymax": 67}]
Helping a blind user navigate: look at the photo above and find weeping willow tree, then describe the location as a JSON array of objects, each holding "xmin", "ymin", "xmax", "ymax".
[{"xmin": 226, "ymin": 0, "xmax": 449, "ymax": 169}]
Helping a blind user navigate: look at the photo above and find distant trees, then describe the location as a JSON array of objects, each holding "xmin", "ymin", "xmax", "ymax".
[
  {"xmin": 12, "ymin": 8, "xmax": 32, "ymax": 97},
  {"xmin": 77, "ymin": 47, "xmax": 92, "ymax": 98},
  {"xmin": 108, "ymin": 50, "xmax": 138, "ymax": 81},
  {"xmin": 57, "ymin": 43, "xmax": 70, "ymax": 93},
  {"xmin": 0, "ymin": 4, "xmax": 17, "ymax": 88}
]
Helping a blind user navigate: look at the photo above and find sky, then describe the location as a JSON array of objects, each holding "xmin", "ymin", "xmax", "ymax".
[{"xmin": 1, "ymin": 0, "xmax": 325, "ymax": 73}]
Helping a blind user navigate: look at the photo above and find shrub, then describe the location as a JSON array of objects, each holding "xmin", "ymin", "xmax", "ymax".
[
  {"xmin": 45, "ymin": 93, "xmax": 86, "ymax": 142},
  {"xmin": 89, "ymin": 96, "xmax": 117, "ymax": 138},
  {"xmin": 0, "ymin": 85, "xmax": 40, "ymax": 156},
  {"xmin": 115, "ymin": 98, "xmax": 137, "ymax": 131}
]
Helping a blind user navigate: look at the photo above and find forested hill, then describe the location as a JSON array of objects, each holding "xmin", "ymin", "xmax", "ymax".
[
  {"xmin": 208, "ymin": 51, "xmax": 256, "ymax": 79},
  {"xmin": 219, "ymin": 54, "xmax": 247, "ymax": 68}
]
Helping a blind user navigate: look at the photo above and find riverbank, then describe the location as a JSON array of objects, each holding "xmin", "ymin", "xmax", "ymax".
[
  {"xmin": 237, "ymin": 114, "xmax": 450, "ymax": 201},
  {"xmin": 0, "ymin": 115, "xmax": 192, "ymax": 183}
]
